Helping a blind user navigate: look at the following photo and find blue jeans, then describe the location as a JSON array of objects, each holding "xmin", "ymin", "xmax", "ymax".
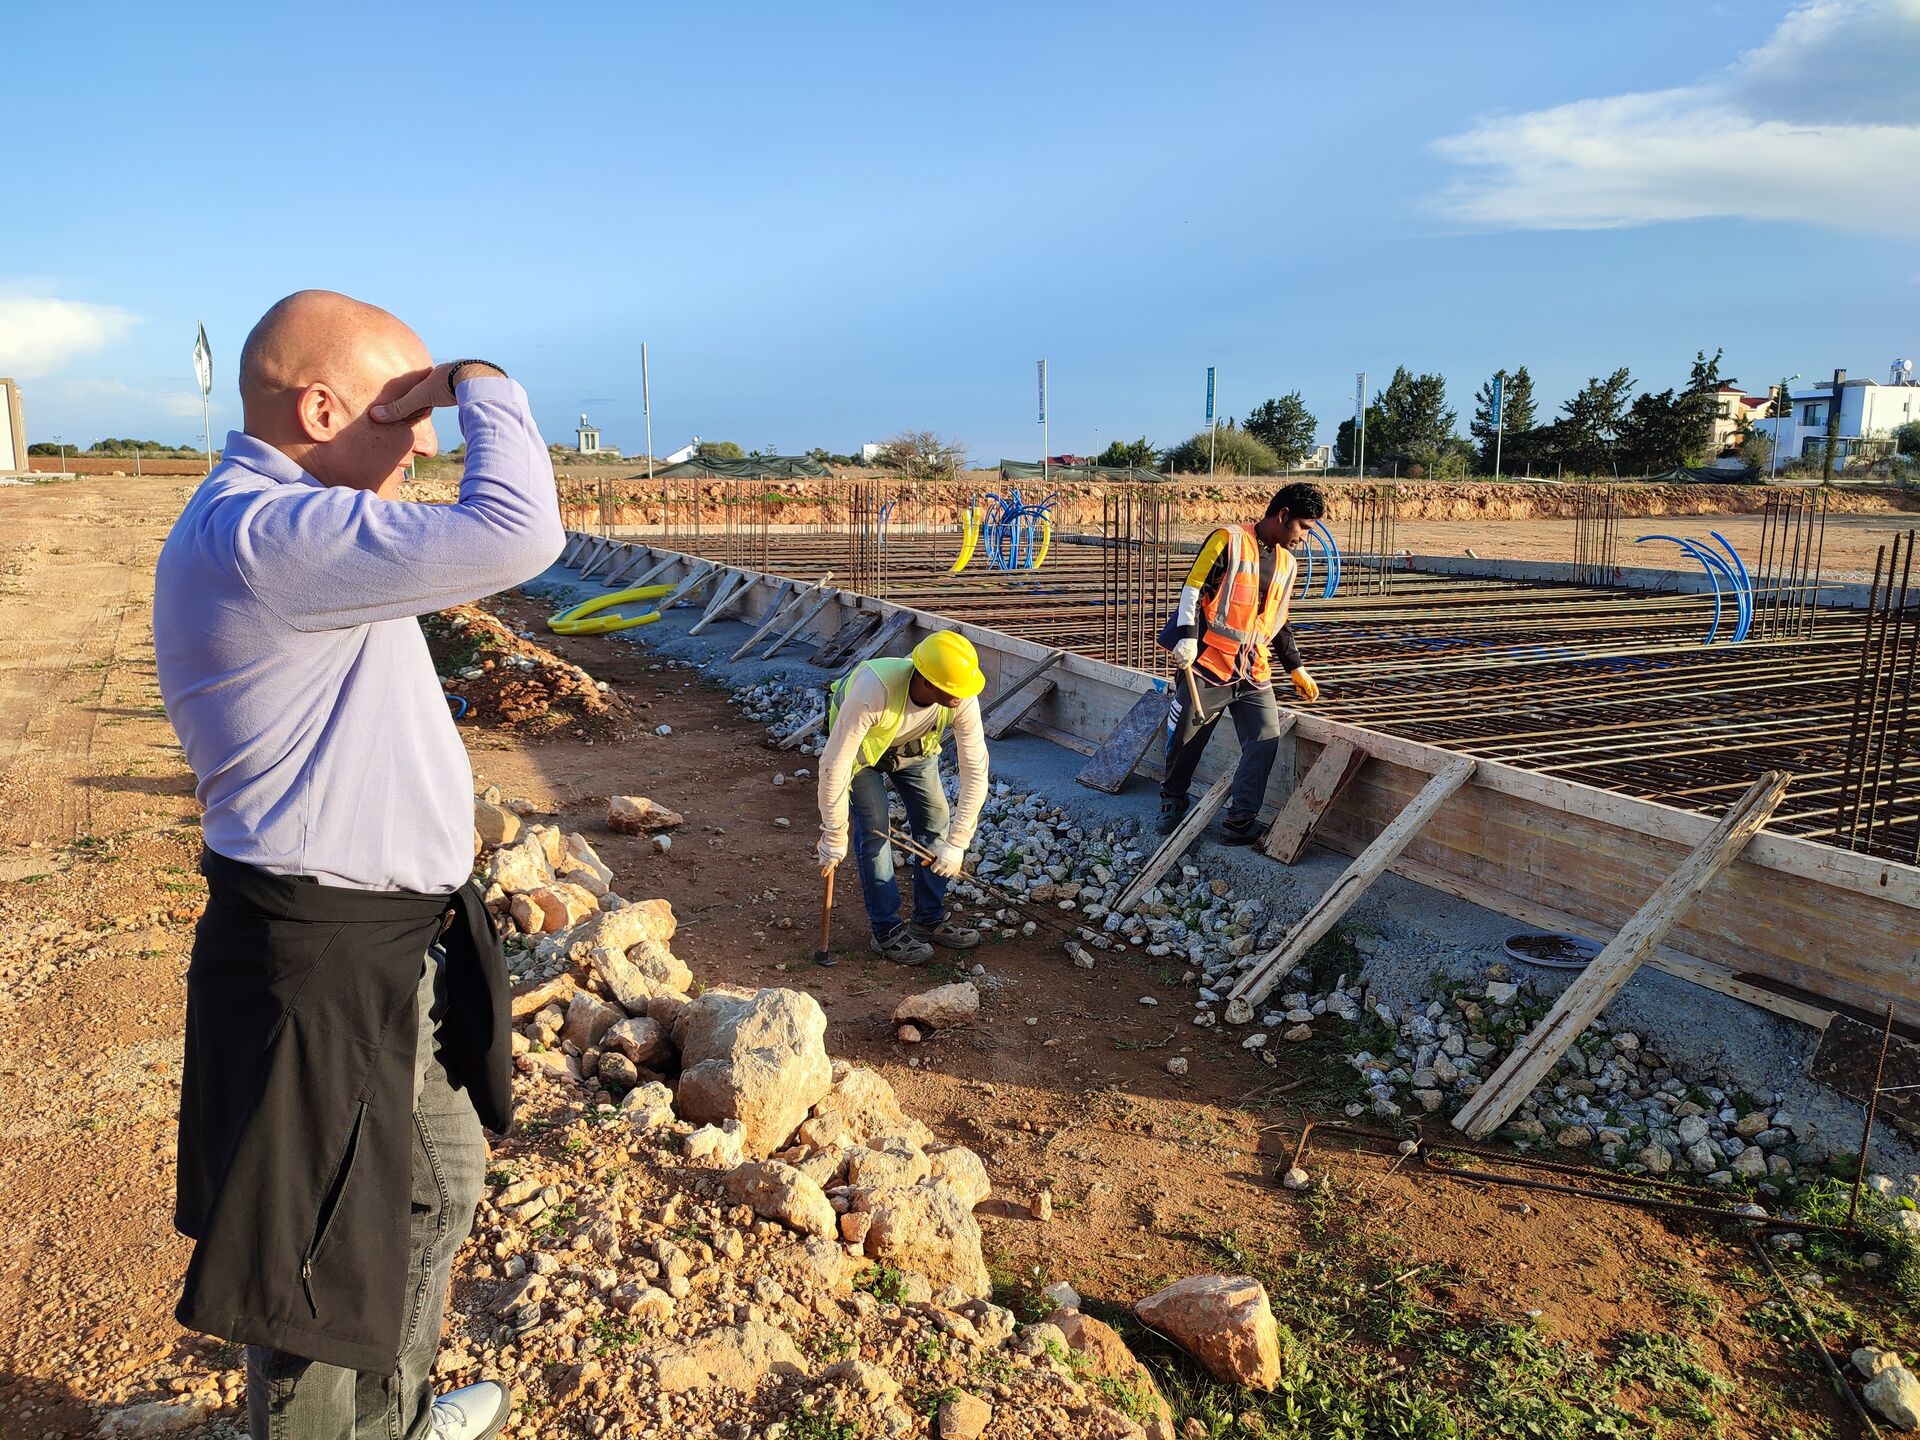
[{"xmin": 848, "ymin": 753, "xmax": 951, "ymax": 941}]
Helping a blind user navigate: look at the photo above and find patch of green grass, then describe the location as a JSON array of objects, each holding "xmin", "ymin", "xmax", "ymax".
[
  {"xmin": 786, "ymin": 1402, "xmax": 859, "ymax": 1440},
  {"xmin": 1642, "ymin": 1267, "xmax": 1723, "ymax": 1327},
  {"xmin": 854, "ymin": 1262, "xmax": 908, "ymax": 1305},
  {"xmin": 586, "ymin": 1315, "xmax": 644, "ymax": 1352},
  {"xmin": 913, "ymin": 1387, "xmax": 962, "ymax": 1420},
  {"xmin": 531, "ymin": 1200, "xmax": 576, "ymax": 1239},
  {"xmin": 800, "ymin": 1328, "xmax": 855, "ymax": 1365},
  {"xmin": 915, "ymin": 1331, "xmax": 948, "ymax": 1366},
  {"xmin": 987, "ymin": 1256, "xmax": 1053, "ymax": 1323}
]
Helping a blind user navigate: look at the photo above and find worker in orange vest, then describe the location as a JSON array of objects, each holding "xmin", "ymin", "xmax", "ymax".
[{"xmin": 1156, "ymin": 482, "xmax": 1326, "ymax": 841}]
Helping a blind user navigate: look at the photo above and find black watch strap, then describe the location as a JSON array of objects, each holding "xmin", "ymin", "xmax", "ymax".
[{"xmin": 448, "ymin": 359, "xmax": 507, "ymax": 386}]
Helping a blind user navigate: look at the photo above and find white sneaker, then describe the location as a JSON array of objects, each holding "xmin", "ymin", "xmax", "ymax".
[{"xmin": 430, "ymin": 1380, "xmax": 511, "ymax": 1440}]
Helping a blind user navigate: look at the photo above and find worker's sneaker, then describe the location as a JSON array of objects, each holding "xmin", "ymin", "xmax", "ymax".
[
  {"xmin": 872, "ymin": 926, "xmax": 934, "ymax": 966},
  {"xmin": 429, "ymin": 1380, "xmax": 511, "ymax": 1440},
  {"xmin": 912, "ymin": 919, "xmax": 981, "ymax": 950},
  {"xmin": 1218, "ymin": 815, "xmax": 1262, "ymax": 847},
  {"xmin": 1156, "ymin": 795, "xmax": 1190, "ymax": 835}
]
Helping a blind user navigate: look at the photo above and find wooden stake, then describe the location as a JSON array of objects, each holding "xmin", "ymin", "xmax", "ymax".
[
  {"xmin": 1451, "ymin": 769, "xmax": 1790, "ymax": 1140},
  {"xmin": 978, "ymin": 649, "xmax": 1068, "ymax": 731},
  {"xmin": 1228, "ymin": 756, "xmax": 1476, "ymax": 1010},
  {"xmin": 1262, "ymin": 738, "xmax": 1366, "ymax": 864},
  {"xmin": 813, "ymin": 865, "xmax": 837, "ymax": 967}
]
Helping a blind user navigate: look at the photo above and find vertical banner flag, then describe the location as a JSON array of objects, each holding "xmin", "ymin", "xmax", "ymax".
[
  {"xmin": 1490, "ymin": 373, "xmax": 1504, "ymax": 428},
  {"xmin": 193, "ymin": 324, "xmax": 213, "ymax": 398},
  {"xmin": 1354, "ymin": 372, "xmax": 1366, "ymax": 430},
  {"xmin": 1205, "ymin": 366, "xmax": 1216, "ymax": 424},
  {"xmin": 1037, "ymin": 359, "xmax": 1047, "ymax": 424}
]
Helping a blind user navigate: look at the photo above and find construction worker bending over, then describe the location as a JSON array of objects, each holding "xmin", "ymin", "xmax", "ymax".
[
  {"xmin": 1158, "ymin": 482, "xmax": 1327, "ymax": 841},
  {"xmin": 817, "ymin": 631, "xmax": 990, "ymax": 965}
]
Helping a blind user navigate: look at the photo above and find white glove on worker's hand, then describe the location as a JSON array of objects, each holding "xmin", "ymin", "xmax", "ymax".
[
  {"xmin": 1170, "ymin": 637, "xmax": 1199, "ymax": 669},
  {"xmin": 1289, "ymin": 666, "xmax": 1320, "ymax": 703},
  {"xmin": 816, "ymin": 828, "xmax": 848, "ymax": 872},
  {"xmin": 929, "ymin": 841, "xmax": 966, "ymax": 879}
]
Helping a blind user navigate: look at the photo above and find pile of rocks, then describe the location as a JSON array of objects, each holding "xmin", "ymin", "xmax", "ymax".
[
  {"xmin": 453, "ymin": 809, "xmax": 1221, "ymax": 1438},
  {"xmin": 1854, "ymin": 1346, "xmax": 1920, "ymax": 1430},
  {"xmin": 727, "ymin": 677, "xmax": 826, "ymax": 758}
]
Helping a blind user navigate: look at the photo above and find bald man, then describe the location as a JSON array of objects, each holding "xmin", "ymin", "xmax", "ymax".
[{"xmin": 155, "ymin": 291, "xmax": 563, "ymax": 1440}]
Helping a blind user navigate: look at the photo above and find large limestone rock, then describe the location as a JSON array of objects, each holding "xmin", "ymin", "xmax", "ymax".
[
  {"xmin": 572, "ymin": 898, "xmax": 677, "ymax": 953},
  {"xmin": 724, "ymin": 1160, "xmax": 837, "ymax": 1238},
  {"xmin": 936, "ymin": 1391, "xmax": 993, "ymax": 1440},
  {"xmin": 564, "ymin": 831, "xmax": 615, "ymax": 885},
  {"xmin": 1048, "ymin": 1308, "xmax": 1174, "ymax": 1439},
  {"xmin": 647, "ymin": 1320, "xmax": 808, "ymax": 1393},
  {"xmin": 848, "ymin": 1180, "xmax": 992, "ymax": 1297},
  {"xmin": 604, "ymin": 1015, "xmax": 673, "ymax": 1070},
  {"xmin": 1133, "ymin": 1275, "xmax": 1282, "ymax": 1390},
  {"xmin": 474, "ymin": 798, "xmax": 520, "ymax": 848},
  {"xmin": 593, "ymin": 941, "xmax": 692, "ymax": 1013},
  {"xmin": 1867, "ymin": 1363, "xmax": 1920, "ymax": 1430},
  {"xmin": 488, "ymin": 834, "xmax": 554, "ymax": 896},
  {"xmin": 892, "ymin": 981, "xmax": 980, "ymax": 1031},
  {"xmin": 675, "ymin": 988, "xmax": 832, "ymax": 1157},
  {"xmin": 928, "ymin": 1145, "xmax": 991, "ymax": 1209},
  {"xmin": 844, "ymin": 1136, "xmax": 932, "ymax": 1190},
  {"xmin": 561, "ymin": 991, "xmax": 623, "ymax": 1052},
  {"xmin": 797, "ymin": 1063, "xmax": 934, "ymax": 1150},
  {"xmin": 609, "ymin": 795, "xmax": 684, "ymax": 834}
]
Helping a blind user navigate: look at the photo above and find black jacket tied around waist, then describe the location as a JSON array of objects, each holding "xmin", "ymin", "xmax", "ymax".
[{"xmin": 174, "ymin": 849, "xmax": 513, "ymax": 1372}]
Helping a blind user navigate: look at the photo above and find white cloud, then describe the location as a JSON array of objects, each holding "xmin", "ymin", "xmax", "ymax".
[
  {"xmin": 0, "ymin": 292, "xmax": 142, "ymax": 377},
  {"xmin": 56, "ymin": 377, "xmax": 204, "ymax": 420},
  {"xmin": 1429, "ymin": 0, "xmax": 1920, "ymax": 233}
]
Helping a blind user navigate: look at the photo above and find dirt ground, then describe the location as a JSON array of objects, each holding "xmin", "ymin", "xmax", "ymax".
[{"xmin": 0, "ymin": 474, "xmax": 1897, "ymax": 1438}]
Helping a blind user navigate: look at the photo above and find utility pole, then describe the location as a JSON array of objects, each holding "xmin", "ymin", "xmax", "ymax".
[
  {"xmin": 1821, "ymin": 368, "xmax": 1845, "ymax": 487},
  {"xmin": 1491, "ymin": 371, "xmax": 1505, "ymax": 481}
]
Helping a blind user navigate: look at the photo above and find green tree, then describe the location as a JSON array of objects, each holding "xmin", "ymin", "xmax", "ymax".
[
  {"xmin": 1369, "ymin": 367, "xmax": 1456, "ymax": 473},
  {"xmin": 696, "ymin": 440, "xmax": 744, "ymax": 459},
  {"xmin": 1673, "ymin": 347, "xmax": 1725, "ymax": 460},
  {"xmin": 1470, "ymin": 367, "xmax": 1536, "ymax": 474},
  {"xmin": 1553, "ymin": 368, "xmax": 1635, "ymax": 473},
  {"xmin": 1616, "ymin": 389, "xmax": 1690, "ymax": 473},
  {"xmin": 1739, "ymin": 428, "xmax": 1773, "ymax": 473},
  {"xmin": 1095, "ymin": 437, "xmax": 1157, "ymax": 468},
  {"xmin": 1241, "ymin": 393, "xmax": 1318, "ymax": 469},
  {"xmin": 1162, "ymin": 428, "xmax": 1280, "ymax": 476}
]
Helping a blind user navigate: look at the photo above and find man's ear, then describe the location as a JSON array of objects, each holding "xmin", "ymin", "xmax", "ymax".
[{"xmin": 294, "ymin": 383, "xmax": 347, "ymax": 443}]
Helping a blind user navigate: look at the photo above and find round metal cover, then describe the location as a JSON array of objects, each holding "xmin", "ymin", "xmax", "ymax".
[{"xmin": 1502, "ymin": 932, "xmax": 1602, "ymax": 970}]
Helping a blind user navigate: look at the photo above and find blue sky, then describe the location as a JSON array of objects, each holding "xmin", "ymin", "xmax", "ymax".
[{"xmin": 7, "ymin": 0, "xmax": 1918, "ymax": 460}]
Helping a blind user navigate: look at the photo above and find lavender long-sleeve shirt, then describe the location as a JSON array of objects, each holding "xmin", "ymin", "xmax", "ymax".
[{"xmin": 154, "ymin": 377, "xmax": 564, "ymax": 893}]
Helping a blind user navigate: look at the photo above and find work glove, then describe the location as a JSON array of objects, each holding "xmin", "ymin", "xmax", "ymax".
[
  {"xmin": 816, "ymin": 827, "xmax": 848, "ymax": 874},
  {"xmin": 929, "ymin": 840, "xmax": 966, "ymax": 879},
  {"xmin": 1289, "ymin": 666, "xmax": 1320, "ymax": 703},
  {"xmin": 1170, "ymin": 636, "xmax": 1199, "ymax": 670}
]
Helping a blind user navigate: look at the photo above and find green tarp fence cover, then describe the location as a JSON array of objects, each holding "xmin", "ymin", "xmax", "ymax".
[
  {"xmin": 996, "ymin": 459, "xmax": 1165, "ymax": 484},
  {"xmin": 653, "ymin": 455, "xmax": 832, "ymax": 480}
]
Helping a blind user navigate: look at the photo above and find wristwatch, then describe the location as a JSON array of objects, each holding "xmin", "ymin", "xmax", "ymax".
[{"xmin": 448, "ymin": 359, "xmax": 507, "ymax": 386}]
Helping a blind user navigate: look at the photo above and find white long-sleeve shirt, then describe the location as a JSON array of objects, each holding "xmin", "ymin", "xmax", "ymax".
[{"xmin": 816, "ymin": 665, "xmax": 989, "ymax": 850}]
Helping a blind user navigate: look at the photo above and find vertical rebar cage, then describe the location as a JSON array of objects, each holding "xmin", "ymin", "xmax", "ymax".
[
  {"xmin": 1342, "ymin": 484, "xmax": 1399, "ymax": 595},
  {"xmin": 1572, "ymin": 482, "xmax": 1620, "ymax": 588},
  {"xmin": 1834, "ymin": 529, "xmax": 1918, "ymax": 861},
  {"xmin": 1752, "ymin": 491, "xmax": 1829, "ymax": 642}
]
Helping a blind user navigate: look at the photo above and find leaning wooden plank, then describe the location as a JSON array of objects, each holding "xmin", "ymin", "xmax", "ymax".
[
  {"xmin": 1451, "ymin": 769, "xmax": 1789, "ymax": 1140},
  {"xmin": 777, "ymin": 712, "xmax": 826, "ymax": 752},
  {"xmin": 574, "ymin": 537, "xmax": 616, "ymax": 577},
  {"xmin": 1261, "ymin": 738, "xmax": 1366, "ymax": 864},
  {"xmin": 688, "ymin": 571, "xmax": 755, "ymax": 635},
  {"xmin": 1076, "ymin": 689, "xmax": 1172, "ymax": 794},
  {"xmin": 599, "ymin": 545, "xmax": 658, "ymax": 587},
  {"xmin": 985, "ymin": 678, "xmax": 1055, "ymax": 740},
  {"xmin": 762, "ymin": 590, "xmax": 842, "ymax": 659},
  {"xmin": 560, "ymin": 532, "xmax": 593, "ymax": 566},
  {"xmin": 846, "ymin": 610, "xmax": 917, "ymax": 665},
  {"xmin": 612, "ymin": 552, "xmax": 680, "ymax": 590},
  {"xmin": 1228, "ymin": 756, "xmax": 1477, "ymax": 1011},
  {"xmin": 726, "ymin": 574, "xmax": 825, "ymax": 661},
  {"xmin": 657, "ymin": 560, "xmax": 717, "ymax": 611},
  {"xmin": 978, "ymin": 649, "xmax": 1068, "ymax": 731},
  {"xmin": 809, "ymin": 612, "xmax": 882, "ymax": 669},
  {"xmin": 1114, "ymin": 769, "xmax": 1237, "ymax": 916}
]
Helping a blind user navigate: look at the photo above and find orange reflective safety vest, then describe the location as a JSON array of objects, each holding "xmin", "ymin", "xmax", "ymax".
[{"xmin": 1196, "ymin": 524, "xmax": 1294, "ymax": 685}]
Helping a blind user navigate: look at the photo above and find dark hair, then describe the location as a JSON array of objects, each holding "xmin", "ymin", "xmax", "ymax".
[{"xmin": 1266, "ymin": 482, "xmax": 1326, "ymax": 520}]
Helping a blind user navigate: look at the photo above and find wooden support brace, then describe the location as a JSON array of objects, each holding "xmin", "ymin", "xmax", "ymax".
[
  {"xmin": 614, "ymin": 552, "xmax": 681, "ymax": 591},
  {"xmin": 1228, "ymin": 756, "xmax": 1477, "ymax": 1011},
  {"xmin": 809, "ymin": 612, "xmax": 882, "ymax": 669},
  {"xmin": 560, "ymin": 532, "xmax": 592, "ymax": 567},
  {"xmin": 1076, "ymin": 688, "xmax": 1172, "ymax": 794},
  {"xmin": 1261, "ymin": 738, "xmax": 1367, "ymax": 864},
  {"xmin": 657, "ymin": 560, "xmax": 716, "ymax": 611},
  {"xmin": 575, "ymin": 537, "xmax": 616, "ymax": 576},
  {"xmin": 599, "ymin": 545, "xmax": 657, "ymax": 587},
  {"xmin": 978, "ymin": 649, "xmax": 1067, "ymax": 732},
  {"xmin": 847, "ymin": 610, "xmax": 917, "ymax": 665},
  {"xmin": 763, "ymin": 590, "xmax": 841, "ymax": 659},
  {"xmin": 1114, "ymin": 770, "xmax": 1234, "ymax": 916},
  {"xmin": 688, "ymin": 571, "xmax": 754, "ymax": 635},
  {"xmin": 985, "ymin": 679, "xmax": 1055, "ymax": 741},
  {"xmin": 725, "ymin": 580, "xmax": 800, "ymax": 661},
  {"xmin": 778, "ymin": 711, "xmax": 825, "ymax": 751},
  {"xmin": 1450, "ymin": 769, "xmax": 1790, "ymax": 1140}
]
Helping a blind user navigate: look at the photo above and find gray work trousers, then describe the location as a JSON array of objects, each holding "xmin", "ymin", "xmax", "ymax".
[
  {"xmin": 1161, "ymin": 671, "xmax": 1284, "ymax": 825},
  {"xmin": 246, "ymin": 953, "xmax": 487, "ymax": 1440}
]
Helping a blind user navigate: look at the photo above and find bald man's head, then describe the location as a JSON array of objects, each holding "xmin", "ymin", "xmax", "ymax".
[{"xmin": 238, "ymin": 290, "xmax": 438, "ymax": 497}]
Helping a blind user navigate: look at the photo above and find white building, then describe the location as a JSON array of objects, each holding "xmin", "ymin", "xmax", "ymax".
[
  {"xmin": 0, "ymin": 379, "xmax": 25, "ymax": 475},
  {"xmin": 574, "ymin": 414, "xmax": 619, "ymax": 458},
  {"xmin": 860, "ymin": 442, "xmax": 887, "ymax": 464},
  {"xmin": 1748, "ymin": 362, "xmax": 1920, "ymax": 467},
  {"xmin": 661, "ymin": 437, "xmax": 701, "ymax": 465},
  {"xmin": 1297, "ymin": 444, "xmax": 1333, "ymax": 471}
]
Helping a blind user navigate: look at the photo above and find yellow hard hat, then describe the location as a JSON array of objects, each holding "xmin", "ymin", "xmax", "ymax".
[{"xmin": 911, "ymin": 630, "xmax": 986, "ymax": 700}]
